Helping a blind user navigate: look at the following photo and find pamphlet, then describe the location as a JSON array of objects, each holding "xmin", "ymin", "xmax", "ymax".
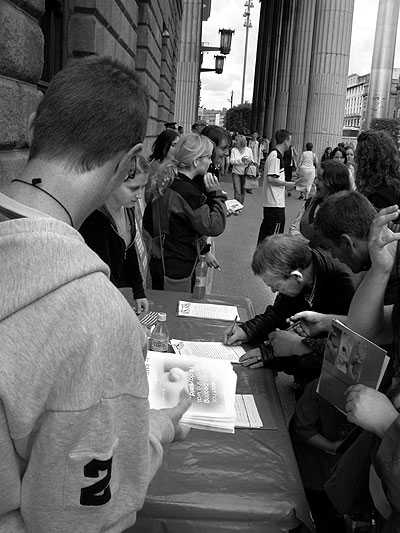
[
  {"xmin": 146, "ymin": 351, "xmax": 238, "ymax": 433},
  {"xmin": 170, "ymin": 339, "xmax": 245, "ymax": 362},
  {"xmin": 178, "ymin": 300, "xmax": 239, "ymax": 321},
  {"xmin": 225, "ymin": 199, "xmax": 244, "ymax": 214},
  {"xmin": 317, "ymin": 320, "xmax": 390, "ymax": 413}
]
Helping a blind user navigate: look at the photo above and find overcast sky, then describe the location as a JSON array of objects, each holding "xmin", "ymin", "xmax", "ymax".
[{"xmin": 200, "ymin": 0, "xmax": 400, "ymax": 110}]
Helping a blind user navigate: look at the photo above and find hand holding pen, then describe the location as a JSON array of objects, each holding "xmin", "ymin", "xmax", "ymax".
[{"xmin": 223, "ymin": 315, "xmax": 248, "ymax": 346}]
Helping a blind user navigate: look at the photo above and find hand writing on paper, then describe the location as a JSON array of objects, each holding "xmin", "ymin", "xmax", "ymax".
[{"xmin": 223, "ymin": 324, "xmax": 247, "ymax": 346}]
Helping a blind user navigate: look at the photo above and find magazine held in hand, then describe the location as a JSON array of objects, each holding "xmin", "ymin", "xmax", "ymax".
[
  {"xmin": 146, "ymin": 351, "xmax": 237, "ymax": 433},
  {"xmin": 317, "ymin": 320, "xmax": 389, "ymax": 413}
]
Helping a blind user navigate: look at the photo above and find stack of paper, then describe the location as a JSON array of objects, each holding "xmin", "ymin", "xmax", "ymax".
[
  {"xmin": 235, "ymin": 394, "xmax": 263, "ymax": 428},
  {"xmin": 170, "ymin": 339, "xmax": 245, "ymax": 363},
  {"xmin": 178, "ymin": 301, "xmax": 239, "ymax": 321},
  {"xmin": 146, "ymin": 351, "xmax": 237, "ymax": 433}
]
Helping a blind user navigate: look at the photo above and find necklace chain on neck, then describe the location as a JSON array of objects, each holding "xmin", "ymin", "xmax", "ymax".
[{"xmin": 11, "ymin": 179, "xmax": 74, "ymax": 227}]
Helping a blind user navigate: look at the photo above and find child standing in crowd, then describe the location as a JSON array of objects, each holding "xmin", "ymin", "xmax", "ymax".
[{"xmin": 230, "ymin": 134, "xmax": 254, "ymax": 205}]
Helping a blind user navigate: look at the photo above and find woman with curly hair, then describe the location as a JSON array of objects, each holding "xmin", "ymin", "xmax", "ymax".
[
  {"xmin": 289, "ymin": 160, "xmax": 351, "ymax": 245},
  {"xmin": 355, "ymin": 130, "xmax": 400, "ymax": 209}
]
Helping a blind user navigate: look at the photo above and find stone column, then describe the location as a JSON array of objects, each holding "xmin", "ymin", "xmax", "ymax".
[
  {"xmin": 250, "ymin": 0, "xmax": 266, "ymax": 132},
  {"xmin": 365, "ymin": 0, "xmax": 400, "ymax": 126},
  {"xmin": 286, "ymin": 0, "xmax": 316, "ymax": 153},
  {"xmin": 255, "ymin": 0, "xmax": 276, "ymax": 136},
  {"xmin": 303, "ymin": 0, "xmax": 355, "ymax": 156},
  {"xmin": 272, "ymin": 0, "xmax": 297, "ymax": 134},
  {"xmin": 263, "ymin": 0, "xmax": 284, "ymax": 140},
  {"xmin": 174, "ymin": 0, "xmax": 203, "ymax": 133}
]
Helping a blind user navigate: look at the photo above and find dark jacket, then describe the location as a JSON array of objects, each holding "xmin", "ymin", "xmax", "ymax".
[
  {"xmin": 79, "ymin": 207, "xmax": 145, "ymax": 298},
  {"xmin": 143, "ymin": 172, "xmax": 227, "ymax": 279},
  {"xmin": 241, "ymin": 248, "xmax": 355, "ymax": 345}
]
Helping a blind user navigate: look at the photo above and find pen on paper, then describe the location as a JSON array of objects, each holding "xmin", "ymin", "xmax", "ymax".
[{"xmin": 228, "ymin": 315, "xmax": 238, "ymax": 337}]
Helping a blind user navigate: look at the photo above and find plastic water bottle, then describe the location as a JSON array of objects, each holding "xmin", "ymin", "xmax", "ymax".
[
  {"xmin": 150, "ymin": 312, "xmax": 169, "ymax": 352},
  {"xmin": 193, "ymin": 256, "xmax": 207, "ymax": 299}
]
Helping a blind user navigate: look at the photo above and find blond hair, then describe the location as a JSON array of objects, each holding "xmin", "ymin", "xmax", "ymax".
[
  {"xmin": 173, "ymin": 133, "xmax": 213, "ymax": 169},
  {"xmin": 235, "ymin": 135, "xmax": 247, "ymax": 148}
]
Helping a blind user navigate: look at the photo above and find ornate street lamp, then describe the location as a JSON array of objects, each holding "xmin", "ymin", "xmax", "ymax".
[
  {"xmin": 201, "ymin": 55, "xmax": 225, "ymax": 75},
  {"xmin": 219, "ymin": 29, "xmax": 235, "ymax": 55},
  {"xmin": 201, "ymin": 28, "xmax": 234, "ymax": 54}
]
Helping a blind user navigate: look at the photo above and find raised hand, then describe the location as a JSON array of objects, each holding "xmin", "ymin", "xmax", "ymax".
[{"xmin": 369, "ymin": 205, "xmax": 400, "ymax": 274}]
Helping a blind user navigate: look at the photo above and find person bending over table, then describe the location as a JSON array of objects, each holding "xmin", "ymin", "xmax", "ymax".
[{"xmin": 223, "ymin": 234, "xmax": 355, "ymax": 391}]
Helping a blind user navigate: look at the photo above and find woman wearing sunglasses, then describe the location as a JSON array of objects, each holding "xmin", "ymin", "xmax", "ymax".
[{"xmin": 80, "ymin": 155, "xmax": 150, "ymax": 314}]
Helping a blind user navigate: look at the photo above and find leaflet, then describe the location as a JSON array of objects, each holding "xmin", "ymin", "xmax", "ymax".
[
  {"xmin": 317, "ymin": 320, "xmax": 390, "ymax": 413},
  {"xmin": 170, "ymin": 339, "xmax": 245, "ymax": 362},
  {"xmin": 178, "ymin": 300, "xmax": 239, "ymax": 321}
]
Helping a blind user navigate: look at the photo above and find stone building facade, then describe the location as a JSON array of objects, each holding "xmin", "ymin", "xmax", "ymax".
[
  {"xmin": 0, "ymin": 0, "xmax": 183, "ymax": 184},
  {"xmin": 252, "ymin": 0, "xmax": 355, "ymax": 157}
]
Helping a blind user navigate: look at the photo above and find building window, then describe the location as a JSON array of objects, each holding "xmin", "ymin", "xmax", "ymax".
[{"xmin": 39, "ymin": 0, "xmax": 65, "ymax": 90}]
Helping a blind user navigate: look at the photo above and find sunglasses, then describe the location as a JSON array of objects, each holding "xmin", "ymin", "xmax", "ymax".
[{"xmin": 124, "ymin": 155, "xmax": 149, "ymax": 182}]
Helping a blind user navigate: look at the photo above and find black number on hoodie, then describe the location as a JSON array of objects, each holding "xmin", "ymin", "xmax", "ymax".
[{"xmin": 80, "ymin": 457, "xmax": 112, "ymax": 506}]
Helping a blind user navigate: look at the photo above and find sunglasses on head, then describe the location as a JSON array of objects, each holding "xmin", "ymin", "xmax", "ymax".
[{"xmin": 124, "ymin": 155, "xmax": 149, "ymax": 182}]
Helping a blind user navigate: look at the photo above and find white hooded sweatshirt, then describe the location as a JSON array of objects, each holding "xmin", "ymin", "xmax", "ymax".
[{"xmin": 0, "ymin": 213, "xmax": 174, "ymax": 532}]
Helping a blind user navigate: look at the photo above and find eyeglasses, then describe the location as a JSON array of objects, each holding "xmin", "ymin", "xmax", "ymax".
[{"xmin": 124, "ymin": 155, "xmax": 149, "ymax": 182}]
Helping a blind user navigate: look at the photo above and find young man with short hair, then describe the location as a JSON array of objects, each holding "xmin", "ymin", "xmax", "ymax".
[
  {"xmin": 0, "ymin": 56, "xmax": 190, "ymax": 532},
  {"xmin": 257, "ymin": 129, "xmax": 295, "ymax": 244}
]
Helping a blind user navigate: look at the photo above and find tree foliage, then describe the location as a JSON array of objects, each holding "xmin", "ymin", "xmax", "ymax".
[
  {"xmin": 369, "ymin": 118, "xmax": 400, "ymax": 147},
  {"xmin": 224, "ymin": 103, "xmax": 252, "ymax": 134}
]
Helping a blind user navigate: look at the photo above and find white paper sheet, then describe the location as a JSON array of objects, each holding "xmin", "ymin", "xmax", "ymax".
[
  {"xmin": 170, "ymin": 339, "xmax": 245, "ymax": 362},
  {"xmin": 178, "ymin": 301, "xmax": 239, "ymax": 321},
  {"xmin": 235, "ymin": 394, "xmax": 263, "ymax": 428}
]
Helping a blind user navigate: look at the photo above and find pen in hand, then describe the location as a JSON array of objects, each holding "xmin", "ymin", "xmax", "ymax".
[{"xmin": 228, "ymin": 315, "xmax": 238, "ymax": 338}]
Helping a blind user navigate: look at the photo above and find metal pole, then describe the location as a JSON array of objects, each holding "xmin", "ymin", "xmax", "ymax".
[{"xmin": 241, "ymin": 8, "xmax": 250, "ymax": 104}]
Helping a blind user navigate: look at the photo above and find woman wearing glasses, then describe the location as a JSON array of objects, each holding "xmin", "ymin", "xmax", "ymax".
[
  {"xmin": 144, "ymin": 133, "xmax": 227, "ymax": 291},
  {"xmin": 80, "ymin": 155, "xmax": 150, "ymax": 314}
]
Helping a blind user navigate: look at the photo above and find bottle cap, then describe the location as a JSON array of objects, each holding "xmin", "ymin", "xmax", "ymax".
[{"xmin": 158, "ymin": 312, "xmax": 167, "ymax": 321}]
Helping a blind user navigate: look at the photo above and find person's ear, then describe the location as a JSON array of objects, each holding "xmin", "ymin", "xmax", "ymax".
[
  {"xmin": 27, "ymin": 112, "xmax": 36, "ymax": 145},
  {"xmin": 340, "ymin": 233, "xmax": 355, "ymax": 252},
  {"xmin": 289, "ymin": 269, "xmax": 303, "ymax": 282}
]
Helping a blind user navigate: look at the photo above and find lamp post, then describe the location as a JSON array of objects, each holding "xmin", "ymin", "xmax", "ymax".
[
  {"xmin": 200, "ymin": 28, "xmax": 234, "ymax": 73},
  {"xmin": 201, "ymin": 55, "xmax": 226, "ymax": 74},
  {"xmin": 241, "ymin": 1, "xmax": 254, "ymax": 104}
]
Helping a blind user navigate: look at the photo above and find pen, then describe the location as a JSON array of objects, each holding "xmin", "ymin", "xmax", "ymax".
[{"xmin": 228, "ymin": 315, "xmax": 238, "ymax": 338}]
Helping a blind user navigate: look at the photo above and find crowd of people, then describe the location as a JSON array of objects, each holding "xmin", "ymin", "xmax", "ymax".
[{"xmin": 2, "ymin": 55, "xmax": 400, "ymax": 532}]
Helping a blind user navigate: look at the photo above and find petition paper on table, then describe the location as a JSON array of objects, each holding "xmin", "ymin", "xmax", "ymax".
[
  {"xmin": 178, "ymin": 301, "xmax": 239, "ymax": 321},
  {"xmin": 170, "ymin": 339, "xmax": 245, "ymax": 362}
]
